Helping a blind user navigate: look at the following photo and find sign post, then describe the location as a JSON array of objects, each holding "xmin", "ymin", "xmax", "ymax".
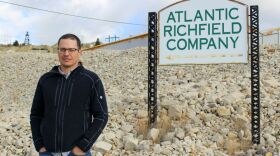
[
  {"xmin": 250, "ymin": 5, "xmax": 260, "ymax": 144},
  {"xmin": 148, "ymin": 12, "xmax": 158, "ymax": 128}
]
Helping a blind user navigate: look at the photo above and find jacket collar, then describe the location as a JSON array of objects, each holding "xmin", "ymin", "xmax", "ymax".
[{"xmin": 49, "ymin": 65, "xmax": 84, "ymax": 77}]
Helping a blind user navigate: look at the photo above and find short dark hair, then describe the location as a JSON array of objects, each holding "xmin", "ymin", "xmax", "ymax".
[{"xmin": 58, "ymin": 33, "xmax": 81, "ymax": 49}]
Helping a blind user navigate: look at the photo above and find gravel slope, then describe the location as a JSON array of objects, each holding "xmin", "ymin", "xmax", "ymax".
[{"xmin": 0, "ymin": 47, "xmax": 279, "ymax": 156}]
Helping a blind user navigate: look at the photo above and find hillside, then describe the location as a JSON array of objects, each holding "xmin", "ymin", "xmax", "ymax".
[{"xmin": 0, "ymin": 47, "xmax": 279, "ymax": 155}]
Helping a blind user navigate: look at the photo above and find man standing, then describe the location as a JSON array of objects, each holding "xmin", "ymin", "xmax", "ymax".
[{"xmin": 30, "ymin": 34, "xmax": 108, "ymax": 156}]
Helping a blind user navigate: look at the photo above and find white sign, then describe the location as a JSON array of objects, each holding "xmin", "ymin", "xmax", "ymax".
[{"xmin": 158, "ymin": 0, "xmax": 248, "ymax": 65}]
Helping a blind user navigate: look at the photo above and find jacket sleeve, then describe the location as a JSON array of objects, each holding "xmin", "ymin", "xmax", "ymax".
[
  {"xmin": 30, "ymin": 79, "xmax": 45, "ymax": 151},
  {"xmin": 76, "ymin": 79, "xmax": 109, "ymax": 152}
]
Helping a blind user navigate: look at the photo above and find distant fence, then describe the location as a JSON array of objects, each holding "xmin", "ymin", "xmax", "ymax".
[
  {"xmin": 0, "ymin": 34, "xmax": 14, "ymax": 45},
  {"xmin": 260, "ymin": 31, "xmax": 280, "ymax": 49}
]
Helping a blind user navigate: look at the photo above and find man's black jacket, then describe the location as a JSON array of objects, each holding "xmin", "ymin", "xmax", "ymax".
[{"xmin": 30, "ymin": 65, "xmax": 108, "ymax": 152}]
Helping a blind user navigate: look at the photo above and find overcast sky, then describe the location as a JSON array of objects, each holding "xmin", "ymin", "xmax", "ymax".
[{"xmin": 0, "ymin": 0, "xmax": 279, "ymax": 45}]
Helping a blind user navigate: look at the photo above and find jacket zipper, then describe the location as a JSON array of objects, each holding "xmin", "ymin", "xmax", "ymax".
[
  {"xmin": 67, "ymin": 83, "xmax": 74, "ymax": 107},
  {"xmin": 60, "ymin": 79, "xmax": 73, "ymax": 151},
  {"xmin": 56, "ymin": 76, "xmax": 70, "ymax": 152},
  {"xmin": 54, "ymin": 79, "xmax": 60, "ymax": 107},
  {"xmin": 55, "ymin": 77, "xmax": 64, "ymax": 152}
]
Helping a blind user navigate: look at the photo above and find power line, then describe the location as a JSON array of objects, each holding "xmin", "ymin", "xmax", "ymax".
[{"xmin": 0, "ymin": 0, "xmax": 147, "ymax": 26}]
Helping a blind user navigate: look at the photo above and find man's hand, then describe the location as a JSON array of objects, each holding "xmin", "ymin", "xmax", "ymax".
[
  {"xmin": 71, "ymin": 146, "xmax": 85, "ymax": 155},
  {"xmin": 39, "ymin": 147, "xmax": 47, "ymax": 152}
]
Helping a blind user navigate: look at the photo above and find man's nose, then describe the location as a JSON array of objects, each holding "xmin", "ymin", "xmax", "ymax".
[{"xmin": 63, "ymin": 50, "xmax": 70, "ymax": 55}]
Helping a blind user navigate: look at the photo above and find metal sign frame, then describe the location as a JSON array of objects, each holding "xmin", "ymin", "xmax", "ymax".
[
  {"xmin": 148, "ymin": 5, "xmax": 260, "ymax": 144},
  {"xmin": 250, "ymin": 5, "xmax": 260, "ymax": 144}
]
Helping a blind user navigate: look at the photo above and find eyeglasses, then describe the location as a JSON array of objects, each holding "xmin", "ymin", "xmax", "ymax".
[{"xmin": 58, "ymin": 48, "xmax": 79, "ymax": 53}]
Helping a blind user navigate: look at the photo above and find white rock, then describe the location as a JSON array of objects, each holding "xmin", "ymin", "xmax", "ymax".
[
  {"xmin": 136, "ymin": 110, "xmax": 148, "ymax": 118},
  {"xmin": 267, "ymin": 108, "xmax": 276, "ymax": 116},
  {"xmin": 168, "ymin": 104, "xmax": 182, "ymax": 119},
  {"xmin": 161, "ymin": 148, "xmax": 172, "ymax": 155},
  {"xmin": 189, "ymin": 127, "xmax": 200, "ymax": 134},
  {"xmin": 0, "ymin": 122, "xmax": 10, "ymax": 129},
  {"xmin": 94, "ymin": 151, "xmax": 103, "ymax": 156},
  {"xmin": 104, "ymin": 132, "xmax": 116, "ymax": 141},
  {"xmin": 148, "ymin": 128, "xmax": 160, "ymax": 142},
  {"xmin": 264, "ymin": 134, "xmax": 276, "ymax": 146},
  {"xmin": 94, "ymin": 141, "xmax": 112, "ymax": 153},
  {"xmin": 15, "ymin": 139, "xmax": 23, "ymax": 148},
  {"xmin": 262, "ymin": 78, "xmax": 280, "ymax": 88},
  {"xmin": 160, "ymin": 98, "xmax": 173, "ymax": 109},
  {"xmin": 234, "ymin": 115, "xmax": 249, "ymax": 130},
  {"xmin": 217, "ymin": 106, "xmax": 231, "ymax": 116},
  {"xmin": 211, "ymin": 134, "xmax": 224, "ymax": 145},
  {"xmin": 206, "ymin": 94, "xmax": 219, "ymax": 103},
  {"xmin": 222, "ymin": 91, "xmax": 245, "ymax": 105},
  {"xmin": 161, "ymin": 141, "xmax": 171, "ymax": 146},
  {"xmin": 121, "ymin": 124, "xmax": 133, "ymax": 133},
  {"xmin": 202, "ymin": 148, "xmax": 214, "ymax": 156},
  {"xmin": 115, "ymin": 130, "xmax": 124, "ymax": 139}
]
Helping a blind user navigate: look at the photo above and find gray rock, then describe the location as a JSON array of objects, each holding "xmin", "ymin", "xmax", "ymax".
[
  {"xmin": 121, "ymin": 124, "xmax": 133, "ymax": 133},
  {"xmin": 153, "ymin": 144, "xmax": 161, "ymax": 154},
  {"xmin": 175, "ymin": 128, "xmax": 185, "ymax": 140},
  {"xmin": 161, "ymin": 132, "xmax": 175, "ymax": 142},
  {"xmin": 124, "ymin": 137, "xmax": 138, "ymax": 151},
  {"xmin": 161, "ymin": 148, "xmax": 172, "ymax": 155},
  {"xmin": 264, "ymin": 134, "xmax": 276, "ymax": 146},
  {"xmin": 136, "ymin": 140, "xmax": 151, "ymax": 151},
  {"xmin": 160, "ymin": 141, "xmax": 171, "ymax": 146}
]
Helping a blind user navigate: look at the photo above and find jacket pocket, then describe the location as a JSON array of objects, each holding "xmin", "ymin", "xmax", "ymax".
[
  {"xmin": 62, "ymin": 109, "xmax": 85, "ymax": 149},
  {"xmin": 41, "ymin": 109, "xmax": 56, "ymax": 151}
]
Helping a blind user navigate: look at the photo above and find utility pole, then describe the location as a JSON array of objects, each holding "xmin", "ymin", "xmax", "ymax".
[
  {"xmin": 105, "ymin": 35, "xmax": 120, "ymax": 43},
  {"xmin": 112, "ymin": 35, "xmax": 120, "ymax": 42},
  {"xmin": 105, "ymin": 35, "xmax": 111, "ymax": 43}
]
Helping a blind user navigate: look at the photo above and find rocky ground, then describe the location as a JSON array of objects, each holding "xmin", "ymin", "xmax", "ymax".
[{"xmin": 0, "ymin": 47, "xmax": 279, "ymax": 156}]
